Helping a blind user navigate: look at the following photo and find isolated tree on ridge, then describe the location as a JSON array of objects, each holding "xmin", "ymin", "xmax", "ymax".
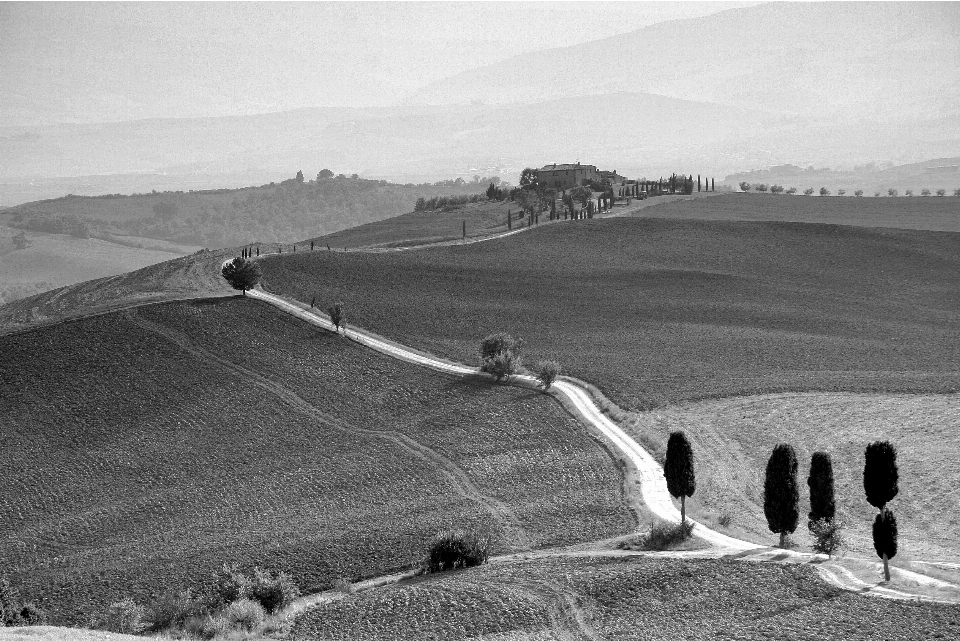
[
  {"xmin": 764, "ymin": 443, "xmax": 799, "ymax": 548},
  {"xmin": 807, "ymin": 451, "xmax": 835, "ymax": 531},
  {"xmin": 317, "ymin": 168, "xmax": 334, "ymax": 179},
  {"xmin": 664, "ymin": 431, "xmax": 696, "ymax": 526},
  {"xmin": 739, "ymin": 182, "xmax": 751, "ymax": 192},
  {"xmin": 221, "ymin": 257, "xmax": 263, "ymax": 295}
]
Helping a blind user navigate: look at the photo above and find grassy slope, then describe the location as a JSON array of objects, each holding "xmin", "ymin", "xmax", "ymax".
[
  {"xmin": 0, "ymin": 297, "xmax": 632, "ymax": 624},
  {"xmin": 263, "ymin": 217, "xmax": 960, "ymax": 411},
  {"xmin": 310, "ymin": 200, "xmax": 516, "ymax": 249},
  {"xmin": 291, "ymin": 556, "xmax": 960, "ymax": 640},
  {"xmin": 628, "ymin": 392, "xmax": 960, "ymax": 560},
  {"xmin": 627, "ymin": 193, "xmax": 960, "ymax": 232}
]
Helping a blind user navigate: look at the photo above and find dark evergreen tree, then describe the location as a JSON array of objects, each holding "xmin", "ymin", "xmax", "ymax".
[
  {"xmin": 664, "ymin": 431, "xmax": 696, "ymax": 525},
  {"xmin": 864, "ymin": 441, "xmax": 899, "ymax": 510},
  {"xmin": 295, "ymin": 170, "xmax": 304, "ymax": 183},
  {"xmin": 764, "ymin": 443, "xmax": 800, "ymax": 547},
  {"xmin": 807, "ymin": 452, "xmax": 836, "ymax": 530},
  {"xmin": 711, "ymin": 178, "xmax": 715, "ymax": 191},
  {"xmin": 698, "ymin": 175, "xmax": 701, "ymax": 192},
  {"xmin": 873, "ymin": 508, "xmax": 898, "ymax": 581},
  {"xmin": 221, "ymin": 257, "xmax": 263, "ymax": 295}
]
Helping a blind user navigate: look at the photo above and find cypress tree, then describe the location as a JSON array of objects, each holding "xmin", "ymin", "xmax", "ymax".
[
  {"xmin": 807, "ymin": 451, "xmax": 836, "ymax": 530},
  {"xmin": 712, "ymin": 177, "xmax": 715, "ymax": 192},
  {"xmin": 764, "ymin": 443, "xmax": 800, "ymax": 548},
  {"xmin": 864, "ymin": 441, "xmax": 899, "ymax": 510},
  {"xmin": 256, "ymin": 246, "xmax": 260, "ymax": 257},
  {"xmin": 663, "ymin": 431, "xmax": 696, "ymax": 525},
  {"xmin": 698, "ymin": 175, "xmax": 701, "ymax": 192},
  {"xmin": 311, "ymin": 241, "xmax": 314, "ymax": 251},
  {"xmin": 873, "ymin": 508, "xmax": 898, "ymax": 581}
]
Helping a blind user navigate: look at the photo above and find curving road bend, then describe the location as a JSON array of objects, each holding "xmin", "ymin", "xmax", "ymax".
[{"xmin": 243, "ymin": 287, "xmax": 959, "ymax": 604}]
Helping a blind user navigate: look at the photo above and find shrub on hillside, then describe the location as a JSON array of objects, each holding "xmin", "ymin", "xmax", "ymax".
[
  {"xmin": 223, "ymin": 598, "xmax": 266, "ymax": 631},
  {"xmin": 803, "ymin": 188, "xmax": 814, "ymax": 196},
  {"xmin": 936, "ymin": 189, "xmax": 946, "ymax": 197},
  {"xmin": 921, "ymin": 189, "xmax": 931, "ymax": 196},
  {"xmin": 888, "ymin": 188, "xmax": 898, "ymax": 197},
  {"xmin": 785, "ymin": 187, "xmax": 797, "ymax": 194},
  {"xmin": 838, "ymin": 189, "xmax": 846, "ymax": 196},
  {"xmin": 426, "ymin": 529, "xmax": 490, "ymax": 572},
  {"xmin": 534, "ymin": 359, "xmax": 560, "ymax": 390},
  {"xmin": 96, "ymin": 597, "xmax": 149, "ymax": 634},
  {"xmin": 620, "ymin": 520, "xmax": 694, "ymax": 551},
  {"xmin": 810, "ymin": 518, "xmax": 845, "ymax": 558},
  {"xmin": 249, "ymin": 567, "xmax": 300, "ymax": 614},
  {"xmin": 770, "ymin": 184, "xmax": 784, "ymax": 194},
  {"xmin": 755, "ymin": 183, "xmax": 768, "ymax": 193},
  {"xmin": 213, "ymin": 562, "xmax": 253, "ymax": 605},
  {"xmin": 739, "ymin": 182, "xmax": 751, "ymax": 192},
  {"xmin": 819, "ymin": 187, "xmax": 830, "ymax": 196},
  {"xmin": 905, "ymin": 189, "xmax": 914, "ymax": 197},
  {"xmin": 146, "ymin": 588, "xmax": 204, "ymax": 631},
  {"xmin": 855, "ymin": 190, "xmax": 864, "ymax": 197},
  {"xmin": 1, "ymin": 579, "xmax": 47, "ymax": 627},
  {"xmin": 479, "ymin": 333, "xmax": 523, "ymax": 381}
]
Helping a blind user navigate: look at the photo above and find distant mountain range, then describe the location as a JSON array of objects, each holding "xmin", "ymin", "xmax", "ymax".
[{"xmin": 1, "ymin": 2, "xmax": 957, "ymax": 206}]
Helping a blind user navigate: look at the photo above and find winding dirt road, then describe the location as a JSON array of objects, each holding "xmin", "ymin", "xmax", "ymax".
[{"xmin": 244, "ymin": 287, "xmax": 959, "ymax": 605}]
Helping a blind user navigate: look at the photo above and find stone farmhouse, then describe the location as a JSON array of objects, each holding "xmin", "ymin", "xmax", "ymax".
[{"xmin": 536, "ymin": 162, "xmax": 626, "ymax": 190}]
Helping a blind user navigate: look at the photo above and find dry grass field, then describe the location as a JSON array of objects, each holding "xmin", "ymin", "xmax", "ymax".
[
  {"xmin": 0, "ymin": 297, "xmax": 632, "ymax": 624},
  {"xmin": 263, "ymin": 217, "xmax": 960, "ymax": 411},
  {"xmin": 290, "ymin": 555, "xmax": 960, "ymax": 640},
  {"xmin": 627, "ymin": 192, "xmax": 960, "ymax": 232},
  {"xmin": 625, "ymin": 392, "xmax": 960, "ymax": 561}
]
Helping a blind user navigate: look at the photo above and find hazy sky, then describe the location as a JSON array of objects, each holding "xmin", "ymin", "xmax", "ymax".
[{"xmin": 1, "ymin": 1, "xmax": 759, "ymax": 125}]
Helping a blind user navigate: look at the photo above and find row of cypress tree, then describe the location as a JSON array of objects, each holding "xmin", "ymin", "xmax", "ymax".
[{"xmin": 664, "ymin": 432, "xmax": 901, "ymax": 581}]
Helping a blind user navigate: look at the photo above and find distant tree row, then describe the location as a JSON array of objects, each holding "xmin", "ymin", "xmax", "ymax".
[
  {"xmin": 741, "ymin": 182, "xmax": 958, "ymax": 197},
  {"xmin": 414, "ymin": 193, "xmax": 485, "ymax": 211}
]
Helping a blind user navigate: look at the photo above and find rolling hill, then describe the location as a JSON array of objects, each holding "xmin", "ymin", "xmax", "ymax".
[{"xmin": 0, "ymin": 296, "xmax": 633, "ymax": 623}]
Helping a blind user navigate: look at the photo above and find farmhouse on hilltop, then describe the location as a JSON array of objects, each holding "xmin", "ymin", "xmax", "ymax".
[
  {"xmin": 536, "ymin": 162, "xmax": 627, "ymax": 190},
  {"xmin": 536, "ymin": 162, "xmax": 600, "ymax": 190}
]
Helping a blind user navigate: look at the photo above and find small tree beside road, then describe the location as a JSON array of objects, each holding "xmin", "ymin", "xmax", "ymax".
[
  {"xmin": 479, "ymin": 333, "xmax": 523, "ymax": 381},
  {"xmin": 664, "ymin": 431, "xmax": 696, "ymax": 527},
  {"xmin": 533, "ymin": 360, "xmax": 560, "ymax": 390},
  {"xmin": 328, "ymin": 302, "xmax": 346, "ymax": 332}
]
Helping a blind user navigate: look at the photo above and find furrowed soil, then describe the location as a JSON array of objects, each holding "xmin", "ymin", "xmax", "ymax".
[
  {"xmin": 625, "ymin": 192, "xmax": 960, "ymax": 232},
  {"xmin": 0, "ymin": 297, "xmax": 632, "ymax": 624},
  {"xmin": 263, "ymin": 217, "xmax": 960, "ymax": 411},
  {"xmin": 290, "ymin": 555, "xmax": 960, "ymax": 640},
  {"xmin": 626, "ymin": 392, "xmax": 960, "ymax": 560}
]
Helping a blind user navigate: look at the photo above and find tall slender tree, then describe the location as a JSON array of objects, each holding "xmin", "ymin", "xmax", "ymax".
[
  {"xmin": 764, "ymin": 444, "xmax": 800, "ymax": 548},
  {"xmin": 864, "ymin": 441, "xmax": 899, "ymax": 510},
  {"xmin": 664, "ymin": 431, "xmax": 696, "ymax": 525},
  {"xmin": 873, "ymin": 508, "xmax": 898, "ymax": 581},
  {"xmin": 807, "ymin": 451, "xmax": 836, "ymax": 530}
]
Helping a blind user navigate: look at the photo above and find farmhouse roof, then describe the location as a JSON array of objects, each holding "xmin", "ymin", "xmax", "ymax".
[{"xmin": 539, "ymin": 163, "xmax": 593, "ymax": 171}]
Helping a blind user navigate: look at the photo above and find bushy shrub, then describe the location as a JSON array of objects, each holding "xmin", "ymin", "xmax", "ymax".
[
  {"xmin": 223, "ymin": 598, "xmax": 266, "ymax": 631},
  {"xmin": 810, "ymin": 518, "xmax": 845, "ymax": 557},
  {"xmin": 936, "ymin": 189, "xmax": 946, "ymax": 197},
  {"xmin": 739, "ymin": 182, "xmax": 751, "ymax": 192},
  {"xmin": 631, "ymin": 520, "xmax": 695, "ymax": 550},
  {"xmin": 249, "ymin": 567, "xmax": 300, "ymax": 614},
  {"xmin": 426, "ymin": 529, "xmax": 490, "ymax": 572},
  {"xmin": 97, "ymin": 597, "xmax": 149, "ymax": 634},
  {"xmin": 785, "ymin": 187, "xmax": 797, "ymax": 194},
  {"xmin": 770, "ymin": 184, "xmax": 784, "ymax": 194},
  {"xmin": 479, "ymin": 333, "xmax": 523, "ymax": 381},
  {"xmin": 213, "ymin": 562, "xmax": 253, "ymax": 605},
  {"xmin": 718, "ymin": 513, "xmax": 733, "ymax": 528},
  {"xmin": 855, "ymin": 190, "xmax": 864, "ymax": 197},
  {"xmin": 888, "ymin": 188, "xmax": 898, "ymax": 197},
  {"xmin": 905, "ymin": 189, "xmax": 914, "ymax": 197},
  {"xmin": 1, "ymin": 580, "xmax": 46, "ymax": 627},
  {"xmin": 819, "ymin": 187, "xmax": 830, "ymax": 196},
  {"xmin": 534, "ymin": 360, "xmax": 560, "ymax": 390},
  {"xmin": 803, "ymin": 188, "xmax": 814, "ymax": 196},
  {"xmin": 147, "ymin": 588, "xmax": 203, "ymax": 631}
]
